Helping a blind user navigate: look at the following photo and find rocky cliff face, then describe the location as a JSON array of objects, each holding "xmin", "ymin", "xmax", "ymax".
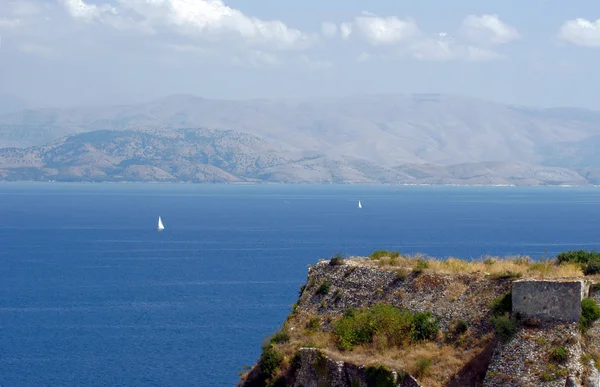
[{"xmin": 238, "ymin": 256, "xmax": 600, "ymax": 387}]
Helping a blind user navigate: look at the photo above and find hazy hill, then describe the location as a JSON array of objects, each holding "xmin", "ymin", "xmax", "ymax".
[
  {"xmin": 2, "ymin": 94, "xmax": 600, "ymax": 166},
  {"xmin": 0, "ymin": 127, "xmax": 592, "ymax": 185},
  {"xmin": 1, "ymin": 93, "xmax": 600, "ymax": 184}
]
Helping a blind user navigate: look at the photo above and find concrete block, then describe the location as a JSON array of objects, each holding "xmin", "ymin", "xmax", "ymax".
[{"xmin": 512, "ymin": 280, "xmax": 589, "ymax": 322}]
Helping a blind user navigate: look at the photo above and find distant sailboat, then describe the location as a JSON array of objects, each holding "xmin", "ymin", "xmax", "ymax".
[
  {"xmin": 358, "ymin": 200, "xmax": 362, "ymax": 209},
  {"xmin": 157, "ymin": 216, "xmax": 165, "ymax": 231}
]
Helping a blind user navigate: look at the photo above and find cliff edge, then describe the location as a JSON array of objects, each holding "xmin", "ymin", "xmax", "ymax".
[{"xmin": 238, "ymin": 252, "xmax": 600, "ymax": 387}]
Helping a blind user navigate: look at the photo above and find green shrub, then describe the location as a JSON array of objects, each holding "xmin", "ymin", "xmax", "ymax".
[
  {"xmin": 585, "ymin": 262, "xmax": 600, "ymax": 275},
  {"xmin": 491, "ymin": 293, "xmax": 512, "ymax": 316},
  {"xmin": 549, "ymin": 346, "xmax": 569, "ymax": 363},
  {"xmin": 365, "ymin": 364, "xmax": 395, "ymax": 387},
  {"xmin": 258, "ymin": 345, "xmax": 283, "ymax": 379},
  {"xmin": 316, "ymin": 281, "xmax": 331, "ymax": 295},
  {"xmin": 413, "ymin": 258, "xmax": 429, "ymax": 274},
  {"xmin": 410, "ymin": 311, "xmax": 439, "ymax": 342},
  {"xmin": 453, "ymin": 320, "xmax": 469, "ymax": 335},
  {"xmin": 491, "ymin": 315, "xmax": 517, "ymax": 342},
  {"xmin": 369, "ymin": 250, "xmax": 400, "ymax": 260},
  {"xmin": 329, "ymin": 253, "xmax": 345, "ymax": 266},
  {"xmin": 334, "ymin": 304, "xmax": 416, "ymax": 350},
  {"xmin": 270, "ymin": 329, "xmax": 290, "ymax": 344},
  {"xmin": 556, "ymin": 250, "xmax": 600, "ymax": 265},
  {"xmin": 580, "ymin": 298, "xmax": 600, "ymax": 332},
  {"xmin": 306, "ymin": 317, "xmax": 320, "ymax": 332}
]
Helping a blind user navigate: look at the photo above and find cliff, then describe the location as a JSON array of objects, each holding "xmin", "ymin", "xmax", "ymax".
[{"xmin": 238, "ymin": 252, "xmax": 600, "ymax": 387}]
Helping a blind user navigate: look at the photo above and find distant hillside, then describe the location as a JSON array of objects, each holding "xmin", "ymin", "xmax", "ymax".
[
  {"xmin": 0, "ymin": 128, "xmax": 595, "ymax": 185},
  {"xmin": 2, "ymin": 94, "xmax": 600, "ymax": 171}
]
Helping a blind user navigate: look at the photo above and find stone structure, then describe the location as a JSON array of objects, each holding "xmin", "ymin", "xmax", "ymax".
[{"xmin": 512, "ymin": 279, "xmax": 590, "ymax": 322}]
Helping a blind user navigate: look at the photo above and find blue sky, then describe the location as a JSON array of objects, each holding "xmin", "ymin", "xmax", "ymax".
[{"xmin": 0, "ymin": 0, "xmax": 599, "ymax": 108}]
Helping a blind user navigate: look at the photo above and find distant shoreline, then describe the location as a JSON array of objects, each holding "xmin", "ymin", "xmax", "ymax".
[{"xmin": 0, "ymin": 180, "xmax": 598, "ymax": 188}]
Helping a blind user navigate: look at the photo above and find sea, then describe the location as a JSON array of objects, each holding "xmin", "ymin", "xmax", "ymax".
[{"xmin": 1, "ymin": 183, "xmax": 600, "ymax": 386}]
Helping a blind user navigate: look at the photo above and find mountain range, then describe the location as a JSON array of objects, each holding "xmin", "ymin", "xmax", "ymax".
[{"xmin": 1, "ymin": 93, "xmax": 600, "ymax": 185}]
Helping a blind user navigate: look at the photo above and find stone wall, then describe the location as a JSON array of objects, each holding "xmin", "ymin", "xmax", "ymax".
[{"xmin": 512, "ymin": 280, "xmax": 590, "ymax": 322}]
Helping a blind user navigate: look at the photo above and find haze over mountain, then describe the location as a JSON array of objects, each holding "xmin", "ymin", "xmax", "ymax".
[{"xmin": 1, "ymin": 93, "xmax": 600, "ymax": 185}]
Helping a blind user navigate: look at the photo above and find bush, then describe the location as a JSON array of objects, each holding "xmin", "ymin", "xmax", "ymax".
[
  {"xmin": 580, "ymin": 298, "xmax": 600, "ymax": 332},
  {"xmin": 306, "ymin": 317, "xmax": 320, "ymax": 332},
  {"xmin": 453, "ymin": 320, "xmax": 469, "ymax": 335},
  {"xmin": 549, "ymin": 346, "xmax": 569, "ymax": 363},
  {"xmin": 334, "ymin": 303, "xmax": 420, "ymax": 350},
  {"xmin": 556, "ymin": 250, "xmax": 600, "ymax": 265},
  {"xmin": 258, "ymin": 345, "xmax": 283, "ymax": 379},
  {"xmin": 369, "ymin": 250, "xmax": 400, "ymax": 260},
  {"xmin": 491, "ymin": 293, "xmax": 512, "ymax": 316},
  {"xmin": 316, "ymin": 281, "xmax": 331, "ymax": 295},
  {"xmin": 270, "ymin": 329, "xmax": 290, "ymax": 344},
  {"xmin": 413, "ymin": 258, "xmax": 429, "ymax": 274},
  {"xmin": 365, "ymin": 364, "xmax": 395, "ymax": 387},
  {"xmin": 491, "ymin": 315, "xmax": 517, "ymax": 342},
  {"xmin": 410, "ymin": 311, "xmax": 439, "ymax": 342},
  {"xmin": 585, "ymin": 262, "xmax": 600, "ymax": 275},
  {"xmin": 329, "ymin": 253, "xmax": 345, "ymax": 266}
]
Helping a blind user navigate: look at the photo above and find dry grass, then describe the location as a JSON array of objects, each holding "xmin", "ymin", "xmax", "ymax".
[
  {"xmin": 319, "ymin": 337, "xmax": 493, "ymax": 387},
  {"xmin": 272, "ymin": 309, "xmax": 494, "ymax": 387},
  {"xmin": 351, "ymin": 253, "xmax": 584, "ymax": 279}
]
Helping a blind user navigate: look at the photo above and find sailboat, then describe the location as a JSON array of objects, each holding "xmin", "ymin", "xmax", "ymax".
[
  {"xmin": 358, "ymin": 200, "xmax": 362, "ymax": 209},
  {"xmin": 157, "ymin": 216, "xmax": 165, "ymax": 231}
]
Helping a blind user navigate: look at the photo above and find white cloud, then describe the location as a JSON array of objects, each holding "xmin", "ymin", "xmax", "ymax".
[
  {"xmin": 409, "ymin": 33, "xmax": 502, "ymax": 62},
  {"xmin": 459, "ymin": 14, "xmax": 520, "ymax": 45},
  {"xmin": 321, "ymin": 22, "xmax": 337, "ymax": 38},
  {"xmin": 353, "ymin": 12, "xmax": 419, "ymax": 45},
  {"xmin": 333, "ymin": 11, "xmax": 510, "ymax": 62},
  {"xmin": 558, "ymin": 18, "xmax": 600, "ymax": 47},
  {"xmin": 59, "ymin": 0, "xmax": 117, "ymax": 22},
  {"xmin": 58, "ymin": 0, "xmax": 315, "ymax": 50},
  {"xmin": 339, "ymin": 22, "xmax": 352, "ymax": 39}
]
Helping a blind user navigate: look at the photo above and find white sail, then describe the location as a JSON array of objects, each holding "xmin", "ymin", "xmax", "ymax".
[
  {"xmin": 157, "ymin": 216, "xmax": 164, "ymax": 230},
  {"xmin": 358, "ymin": 200, "xmax": 362, "ymax": 209}
]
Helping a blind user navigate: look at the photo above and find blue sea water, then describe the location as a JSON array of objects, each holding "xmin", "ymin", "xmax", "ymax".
[{"xmin": 1, "ymin": 183, "xmax": 600, "ymax": 386}]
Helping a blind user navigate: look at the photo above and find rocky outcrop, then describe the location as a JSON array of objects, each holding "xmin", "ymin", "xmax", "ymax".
[
  {"xmin": 239, "ymin": 258, "xmax": 600, "ymax": 387},
  {"xmin": 292, "ymin": 348, "xmax": 423, "ymax": 387}
]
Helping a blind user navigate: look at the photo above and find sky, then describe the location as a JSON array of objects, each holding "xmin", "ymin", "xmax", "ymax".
[{"xmin": 0, "ymin": 0, "xmax": 600, "ymax": 109}]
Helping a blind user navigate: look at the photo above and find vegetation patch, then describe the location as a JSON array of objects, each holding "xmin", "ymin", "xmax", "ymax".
[
  {"xmin": 365, "ymin": 364, "xmax": 396, "ymax": 387},
  {"xmin": 270, "ymin": 329, "xmax": 290, "ymax": 344},
  {"xmin": 580, "ymin": 298, "xmax": 600, "ymax": 332},
  {"xmin": 329, "ymin": 253, "xmax": 345, "ymax": 266},
  {"xmin": 490, "ymin": 293, "xmax": 512, "ymax": 316},
  {"xmin": 370, "ymin": 250, "xmax": 401, "ymax": 260},
  {"xmin": 556, "ymin": 249, "xmax": 600, "ymax": 275},
  {"xmin": 414, "ymin": 357, "xmax": 432, "ymax": 378},
  {"xmin": 333, "ymin": 303, "xmax": 439, "ymax": 351},
  {"xmin": 490, "ymin": 315, "xmax": 517, "ymax": 342},
  {"xmin": 316, "ymin": 281, "xmax": 331, "ymax": 295},
  {"xmin": 549, "ymin": 346, "xmax": 569, "ymax": 364},
  {"xmin": 258, "ymin": 344, "xmax": 283, "ymax": 381}
]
